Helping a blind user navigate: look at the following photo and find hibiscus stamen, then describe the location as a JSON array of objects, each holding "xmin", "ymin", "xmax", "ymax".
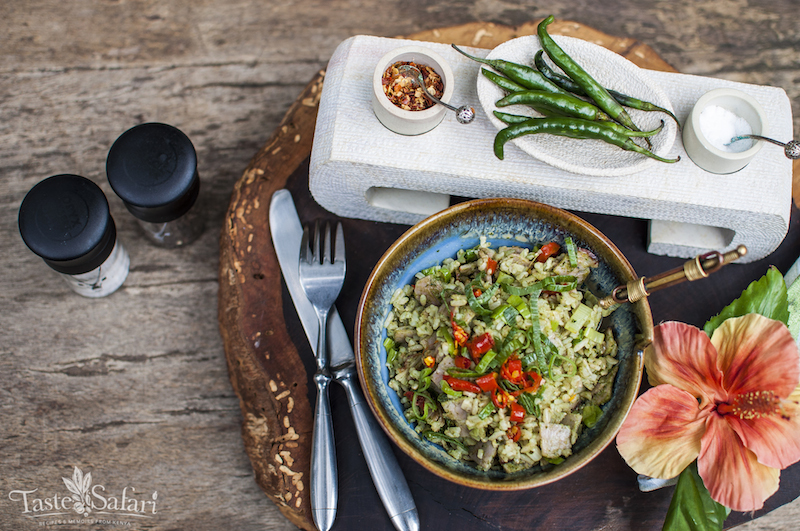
[{"xmin": 716, "ymin": 390, "xmax": 782, "ymax": 420}]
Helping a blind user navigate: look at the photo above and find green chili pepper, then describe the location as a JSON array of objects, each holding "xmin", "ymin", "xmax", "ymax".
[
  {"xmin": 493, "ymin": 116, "xmax": 680, "ymax": 163},
  {"xmin": 417, "ymin": 367, "xmax": 433, "ymax": 392},
  {"xmin": 411, "ymin": 391, "xmax": 435, "ymax": 420},
  {"xmin": 494, "ymin": 111, "xmax": 664, "ymax": 139},
  {"xmin": 440, "ymin": 379, "xmax": 463, "ymax": 398},
  {"xmin": 447, "ymin": 367, "xmax": 483, "ymax": 378},
  {"xmin": 496, "ymin": 90, "xmax": 612, "ymax": 123},
  {"xmin": 494, "ymin": 110, "xmax": 533, "ymax": 124},
  {"xmin": 473, "ymin": 349, "xmax": 497, "ymax": 374},
  {"xmin": 452, "ymin": 44, "xmax": 568, "ymax": 95},
  {"xmin": 481, "ymin": 68, "xmax": 527, "ymax": 94},
  {"xmin": 423, "ymin": 430, "xmax": 469, "ymax": 452},
  {"xmin": 533, "ymin": 50, "xmax": 680, "ymax": 127},
  {"xmin": 537, "ymin": 16, "xmax": 642, "ymax": 135}
]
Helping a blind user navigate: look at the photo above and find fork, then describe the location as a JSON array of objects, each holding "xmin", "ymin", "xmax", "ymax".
[{"xmin": 298, "ymin": 221, "xmax": 346, "ymax": 531}]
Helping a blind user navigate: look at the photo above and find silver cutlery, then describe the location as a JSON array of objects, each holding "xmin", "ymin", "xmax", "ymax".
[
  {"xmin": 269, "ymin": 190, "xmax": 419, "ymax": 531},
  {"xmin": 298, "ymin": 221, "xmax": 346, "ymax": 531},
  {"xmin": 726, "ymin": 134, "xmax": 800, "ymax": 159}
]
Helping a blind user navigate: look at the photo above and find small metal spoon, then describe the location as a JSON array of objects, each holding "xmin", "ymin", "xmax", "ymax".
[
  {"xmin": 395, "ymin": 64, "xmax": 475, "ymax": 124},
  {"xmin": 727, "ymin": 134, "xmax": 800, "ymax": 159}
]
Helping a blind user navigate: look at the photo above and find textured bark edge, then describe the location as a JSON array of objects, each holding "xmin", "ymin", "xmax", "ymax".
[{"xmin": 217, "ymin": 70, "xmax": 325, "ymax": 531}]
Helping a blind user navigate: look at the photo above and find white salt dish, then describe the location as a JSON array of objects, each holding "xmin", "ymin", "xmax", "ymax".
[
  {"xmin": 372, "ymin": 46, "xmax": 455, "ymax": 136},
  {"xmin": 477, "ymin": 35, "xmax": 678, "ymax": 177},
  {"xmin": 683, "ymin": 88, "xmax": 767, "ymax": 174}
]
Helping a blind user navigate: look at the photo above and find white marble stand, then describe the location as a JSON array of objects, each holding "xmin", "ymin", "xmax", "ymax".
[{"xmin": 309, "ymin": 35, "xmax": 793, "ymax": 263}]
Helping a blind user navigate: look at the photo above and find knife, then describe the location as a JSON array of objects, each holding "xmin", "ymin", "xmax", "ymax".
[{"xmin": 270, "ymin": 189, "xmax": 419, "ymax": 531}]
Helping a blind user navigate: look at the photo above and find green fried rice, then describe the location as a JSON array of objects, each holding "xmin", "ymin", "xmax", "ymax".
[{"xmin": 384, "ymin": 237, "xmax": 619, "ymax": 473}]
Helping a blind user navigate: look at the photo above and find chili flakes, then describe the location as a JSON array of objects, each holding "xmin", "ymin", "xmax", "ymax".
[{"xmin": 382, "ymin": 61, "xmax": 444, "ymax": 111}]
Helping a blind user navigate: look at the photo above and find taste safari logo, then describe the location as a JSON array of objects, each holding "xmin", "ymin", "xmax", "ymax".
[{"xmin": 8, "ymin": 466, "xmax": 159, "ymax": 525}]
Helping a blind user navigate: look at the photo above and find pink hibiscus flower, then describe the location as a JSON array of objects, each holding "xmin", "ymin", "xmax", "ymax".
[{"xmin": 616, "ymin": 313, "xmax": 800, "ymax": 511}]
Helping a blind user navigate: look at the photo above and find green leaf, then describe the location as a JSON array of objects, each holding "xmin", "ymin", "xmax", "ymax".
[
  {"xmin": 663, "ymin": 462, "xmax": 730, "ymax": 531},
  {"xmin": 786, "ymin": 271, "xmax": 800, "ymax": 343},
  {"xmin": 703, "ymin": 266, "xmax": 789, "ymax": 336}
]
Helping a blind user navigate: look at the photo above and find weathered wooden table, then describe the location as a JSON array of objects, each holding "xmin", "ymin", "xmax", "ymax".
[{"xmin": 2, "ymin": 2, "xmax": 799, "ymax": 530}]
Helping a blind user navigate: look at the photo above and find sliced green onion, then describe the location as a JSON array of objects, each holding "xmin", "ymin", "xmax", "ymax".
[
  {"xmin": 548, "ymin": 354, "xmax": 577, "ymax": 381},
  {"xmin": 495, "ymin": 271, "xmax": 513, "ymax": 285},
  {"xmin": 565, "ymin": 237, "xmax": 578, "ymax": 267},
  {"xmin": 517, "ymin": 392, "xmax": 538, "ymax": 416},
  {"xmin": 466, "ymin": 279, "xmax": 500, "ymax": 316},
  {"xmin": 492, "ymin": 304, "xmax": 520, "ymax": 325},
  {"xmin": 385, "ymin": 338, "xmax": 398, "ymax": 366},
  {"xmin": 540, "ymin": 276, "xmax": 577, "ymax": 292},
  {"xmin": 526, "ymin": 286, "xmax": 544, "ymax": 365},
  {"xmin": 586, "ymin": 327, "xmax": 605, "ymax": 344},
  {"xmin": 502, "ymin": 281, "xmax": 542, "ymax": 297},
  {"xmin": 478, "ymin": 402, "xmax": 496, "ymax": 419},
  {"xmin": 506, "ymin": 294, "xmax": 524, "ymax": 307},
  {"xmin": 582, "ymin": 404, "xmax": 602, "ymax": 428},
  {"xmin": 423, "ymin": 430, "xmax": 468, "ymax": 452},
  {"xmin": 565, "ymin": 303, "xmax": 592, "ymax": 334}
]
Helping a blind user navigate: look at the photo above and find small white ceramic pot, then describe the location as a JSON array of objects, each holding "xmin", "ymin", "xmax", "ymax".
[
  {"xmin": 682, "ymin": 88, "xmax": 768, "ymax": 174},
  {"xmin": 372, "ymin": 45, "xmax": 455, "ymax": 136}
]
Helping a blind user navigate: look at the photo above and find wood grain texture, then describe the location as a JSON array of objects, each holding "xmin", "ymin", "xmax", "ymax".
[
  {"xmin": 218, "ymin": 16, "xmax": 799, "ymax": 531},
  {"xmin": 1, "ymin": 1, "xmax": 798, "ymax": 530}
]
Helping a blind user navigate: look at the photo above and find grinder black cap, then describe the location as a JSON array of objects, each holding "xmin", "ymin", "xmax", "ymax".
[
  {"xmin": 106, "ymin": 122, "xmax": 199, "ymax": 223},
  {"xmin": 18, "ymin": 174, "xmax": 117, "ymax": 275}
]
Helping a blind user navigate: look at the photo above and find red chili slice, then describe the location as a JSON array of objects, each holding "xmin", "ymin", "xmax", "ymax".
[
  {"xmin": 444, "ymin": 376, "xmax": 481, "ymax": 394},
  {"xmin": 524, "ymin": 371, "xmax": 543, "ymax": 394},
  {"xmin": 491, "ymin": 388, "xmax": 512, "ymax": 409},
  {"xmin": 510, "ymin": 402, "xmax": 525, "ymax": 423},
  {"xmin": 486, "ymin": 257, "xmax": 498, "ymax": 276},
  {"xmin": 507, "ymin": 425, "xmax": 521, "ymax": 442},
  {"xmin": 536, "ymin": 242, "xmax": 561, "ymax": 263},
  {"xmin": 476, "ymin": 372, "xmax": 499, "ymax": 392},
  {"xmin": 500, "ymin": 356, "xmax": 525, "ymax": 386},
  {"xmin": 454, "ymin": 356, "xmax": 472, "ymax": 369},
  {"xmin": 466, "ymin": 332, "xmax": 494, "ymax": 361}
]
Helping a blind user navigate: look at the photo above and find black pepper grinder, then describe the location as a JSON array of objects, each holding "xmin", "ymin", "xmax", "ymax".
[
  {"xmin": 106, "ymin": 122, "xmax": 205, "ymax": 248},
  {"xmin": 18, "ymin": 174, "xmax": 130, "ymax": 297}
]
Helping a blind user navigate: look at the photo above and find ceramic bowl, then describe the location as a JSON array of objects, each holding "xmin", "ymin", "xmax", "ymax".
[
  {"xmin": 682, "ymin": 88, "xmax": 768, "ymax": 174},
  {"xmin": 355, "ymin": 198, "xmax": 653, "ymax": 490},
  {"xmin": 372, "ymin": 45, "xmax": 455, "ymax": 136}
]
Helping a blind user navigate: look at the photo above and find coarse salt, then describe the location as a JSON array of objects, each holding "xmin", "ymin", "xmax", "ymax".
[{"xmin": 699, "ymin": 104, "xmax": 754, "ymax": 153}]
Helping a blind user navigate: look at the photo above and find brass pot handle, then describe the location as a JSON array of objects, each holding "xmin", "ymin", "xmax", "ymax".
[{"xmin": 598, "ymin": 245, "xmax": 748, "ymax": 309}]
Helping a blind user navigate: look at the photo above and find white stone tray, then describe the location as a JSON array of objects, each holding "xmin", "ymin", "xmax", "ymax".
[{"xmin": 309, "ymin": 35, "xmax": 794, "ymax": 263}]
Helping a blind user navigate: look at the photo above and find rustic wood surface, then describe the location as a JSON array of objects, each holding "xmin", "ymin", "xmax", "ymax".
[{"xmin": 1, "ymin": 1, "xmax": 799, "ymax": 530}]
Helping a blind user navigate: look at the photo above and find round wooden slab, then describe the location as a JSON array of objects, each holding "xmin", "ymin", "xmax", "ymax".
[{"xmin": 218, "ymin": 20, "xmax": 800, "ymax": 531}]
